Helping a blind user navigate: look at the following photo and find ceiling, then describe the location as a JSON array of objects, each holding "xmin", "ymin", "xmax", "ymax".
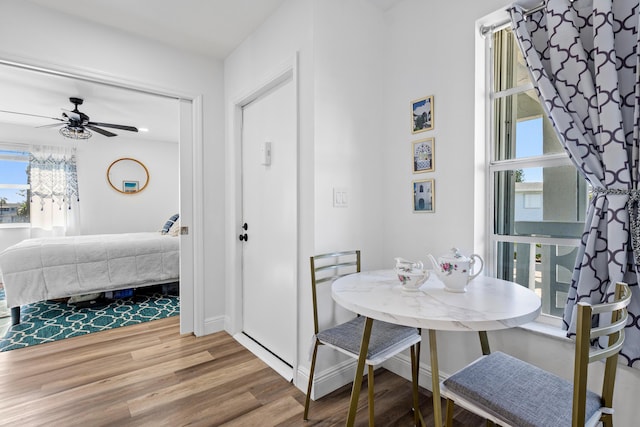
[
  {"xmin": 0, "ymin": 63, "xmax": 180, "ymax": 144},
  {"xmin": 28, "ymin": 0, "xmax": 402, "ymax": 58},
  {"xmin": 28, "ymin": 0, "xmax": 289, "ymax": 60},
  {"xmin": 0, "ymin": 0, "xmax": 291, "ymax": 145},
  {"xmin": 0, "ymin": 0, "xmax": 402, "ymax": 145}
]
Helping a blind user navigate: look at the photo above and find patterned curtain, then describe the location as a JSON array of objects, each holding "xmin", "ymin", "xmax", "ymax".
[
  {"xmin": 29, "ymin": 146, "xmax": 80, "ymax": 236},
  {"xmin": 510, "ymin": 0, "xmax": 640, "ymax": 367}
]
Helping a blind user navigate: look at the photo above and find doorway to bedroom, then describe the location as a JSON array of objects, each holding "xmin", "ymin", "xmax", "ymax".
[{"xmin": 0, "ymin": 60, "xmax": 198, "ymax": 346}]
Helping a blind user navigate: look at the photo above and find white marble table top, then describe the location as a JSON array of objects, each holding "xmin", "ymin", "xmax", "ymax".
[{"xmin": 332, "ymin": 270, "xmax": 541, "ymax": 332}]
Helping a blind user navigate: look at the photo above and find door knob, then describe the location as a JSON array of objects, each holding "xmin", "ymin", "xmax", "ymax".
[{"xmin": 239, "ymin": 233, "xmax": 248, "ymax": 241}]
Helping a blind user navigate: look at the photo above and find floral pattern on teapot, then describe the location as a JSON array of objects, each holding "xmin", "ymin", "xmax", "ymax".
[
  {"xmin": 440, "ymin": 262, "xmax": 468, "ymax": 275},
  {"xmin": 428, "ymin": 248, "xmax": 484, "ymax": 293}
]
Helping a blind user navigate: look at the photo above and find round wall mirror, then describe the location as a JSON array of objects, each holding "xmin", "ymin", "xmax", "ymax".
[{"xmin": 107, "ymin": 158, "xmax": 150, "ymax": 194}]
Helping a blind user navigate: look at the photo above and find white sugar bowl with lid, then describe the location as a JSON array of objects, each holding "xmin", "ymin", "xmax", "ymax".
[
  {"xmin": 394, "ymin": 257, "xmax": 429, "ymax": 291},
  {"xmin": 427, "ymin": 248, "xmax": 484, "ymax": 293}
]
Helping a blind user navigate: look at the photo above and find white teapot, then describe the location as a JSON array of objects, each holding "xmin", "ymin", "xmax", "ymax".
[{"xmin": 427, "ymin": 248, "xmax": 483, "ymax": 293}]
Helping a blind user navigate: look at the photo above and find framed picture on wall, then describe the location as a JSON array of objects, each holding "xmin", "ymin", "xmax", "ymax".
[
  {"xmin": 413, "ymin": 178, "xmax": 434, "ymax": 212},
  {"xmin": 411, "ymin": 95, "xmax": 434, "ymax": 134},
  {"xmin": 122, "ymin": 180, "xmax": 139, "ymax": 193},
  {"xmin": 412, "ymin": 137, "xmax": 434, "ymax": 173}
]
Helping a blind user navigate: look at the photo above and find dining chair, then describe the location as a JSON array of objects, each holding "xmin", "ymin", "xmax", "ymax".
[
  {"xmin": 440, "ymin": 282, "xmax": 631, "ymax": 427},
  {"xmin": 303, "ymin": 250, "xmax": 422, "ymax": 426}
]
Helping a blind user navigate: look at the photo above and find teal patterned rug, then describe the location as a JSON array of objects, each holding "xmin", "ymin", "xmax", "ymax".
[{"xmin": 0, "ymin": 286, "xmax": 179, "ymax": 352}]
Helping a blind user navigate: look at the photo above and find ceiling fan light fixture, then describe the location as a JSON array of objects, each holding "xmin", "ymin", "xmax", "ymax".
[{"xmin": 60, "ymin": 126, "xmax": 91, "ymax": 140}]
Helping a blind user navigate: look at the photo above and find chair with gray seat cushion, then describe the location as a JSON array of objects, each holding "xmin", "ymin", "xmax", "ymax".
[
  {"xmin": 440, "ymin": 282, "xmax": 631, "ymax": 427},
  {"xmin": 303, "ymin": 250, "xmax": 422, "ymax": 426}
]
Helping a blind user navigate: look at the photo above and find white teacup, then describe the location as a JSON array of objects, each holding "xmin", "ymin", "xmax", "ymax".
[{"xmin": 394, "ymin": 257, "xmax": 429, "ymax": 291}]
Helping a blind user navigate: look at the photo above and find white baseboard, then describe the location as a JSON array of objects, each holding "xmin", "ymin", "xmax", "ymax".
[
  {"xmin": 295, "ymin": 351, "xmax": 437, "ymax": 401},
  {"xmin": 296, "ymin": 357, "xmax": 358, "ymax": 400},
  {"xmin": 382, "ymin": 352, "xmax": 435, "ymax": 391},
  {"xmin": 201, "ymin": 314, "xmax": 225, "ymax": 336},
  {"xmin": 233, "ymin": 332, "xmax": 294, "ymax": 382}
]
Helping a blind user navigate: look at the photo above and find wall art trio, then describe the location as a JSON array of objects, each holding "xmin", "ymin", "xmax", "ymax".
[{"xmin": 411, "ymin": 95, "xmax": 435, "ymax": 212}]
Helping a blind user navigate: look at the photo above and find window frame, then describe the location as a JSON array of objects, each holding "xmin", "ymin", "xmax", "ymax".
[
  {"xmin": 0, "ymin": 148, "xmax": 31, "ymax": 227},
  {"xmin": 485, "ymin": 27, "xmax": 584, "ymax": 326}
]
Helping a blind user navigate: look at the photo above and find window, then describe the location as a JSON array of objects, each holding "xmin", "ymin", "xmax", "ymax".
[
  {"xmin": 0, "ymin": 149, "xmax": 30, "ymax": 224},
  {"xmin": 488, "ymin": 29, "xmax": 588, "ymax": 319}
]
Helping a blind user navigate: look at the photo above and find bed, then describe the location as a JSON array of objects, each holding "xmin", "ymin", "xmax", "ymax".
[{"xmin": 0, "ymin": 231, "xmax": 179, "ymax": 325}]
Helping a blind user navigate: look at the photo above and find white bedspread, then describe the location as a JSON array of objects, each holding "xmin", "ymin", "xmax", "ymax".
[{"xmin": 0, "ymin": 232, "xmax": 179, "ymax": 308}]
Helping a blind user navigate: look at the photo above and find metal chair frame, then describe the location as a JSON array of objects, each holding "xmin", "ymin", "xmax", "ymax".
[
  {"xmin": 303, "ymin": 250, "xmax": 422, "ymax": 426},
  {"xmin": 442, "ymin": 282, "xmax": 631, "ymax": 427}
]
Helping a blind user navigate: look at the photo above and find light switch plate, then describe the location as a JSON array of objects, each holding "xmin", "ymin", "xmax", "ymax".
[
  {"xmin": 333, "ymin": 187, "xmax": 348, "ymax": 207},
  {"xmin": 261, "ymin": 141, "xmax": 272, "ymax": 165}
]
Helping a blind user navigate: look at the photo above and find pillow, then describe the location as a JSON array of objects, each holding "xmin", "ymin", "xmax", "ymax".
[
  {"xmin": 169, "ymin": 219, "xmax": 181, "ymax": 236},
  {"xmin": 161, "ymin": 214, "xmax": 179, "ymax": 234}
]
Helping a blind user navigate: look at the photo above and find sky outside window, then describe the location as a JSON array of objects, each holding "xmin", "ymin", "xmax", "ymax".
[
  {"xmin": 516, "ymin": 117, "xmax": 543, "ymax": 182},
  {"xmin": 0, "ymin": 150, "xmax": 29, "ymax": 203}
]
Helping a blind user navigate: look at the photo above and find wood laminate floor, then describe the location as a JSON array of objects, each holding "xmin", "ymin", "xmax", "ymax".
[{"xmin": 0, "ymin": 316, "xmax": 485, "ymax": 426}]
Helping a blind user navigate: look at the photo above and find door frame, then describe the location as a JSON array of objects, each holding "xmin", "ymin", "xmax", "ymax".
[
  {"xmin": 0, "ymin": 53, "xmax": 204, "ymax": 335},
  {"xmin": 227, "ymin": 54, "xmax": 299, "ymax": 381}
]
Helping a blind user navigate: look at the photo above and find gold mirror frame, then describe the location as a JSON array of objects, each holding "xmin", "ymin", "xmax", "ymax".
[{"xmin": 106, "ymin": 157, "xmax": 150, "ymax": 194}]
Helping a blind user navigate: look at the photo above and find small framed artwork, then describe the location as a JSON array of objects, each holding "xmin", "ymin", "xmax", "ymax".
[
  {"xmin": 412, "ymin": 137, "xmax": 434, "ymax": 173},
  {"xmin": 411, "ymin": 95, "xmax": 434, "ymax": 134},
  {"xmin": 413, "ymin": 179, "xmax": 434, "ymax": 212},
  {"xmin": 122, "ymin": 180, "xmax": 139, "ymax": 193}
]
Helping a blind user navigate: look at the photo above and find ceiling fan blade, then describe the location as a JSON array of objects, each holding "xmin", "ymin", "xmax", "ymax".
[
  {"xmin": 0, "ymin": 109, "xmax": 65, "ymax": 122},
  {"xmin": 85, "ymin": 125, "xmax": 117, "ymax": 137},
  {"xmin": 37, "ymin": 122, "xmax": 65, "ymax": 129},
  {"xmin": 88, "ymin": 121, "xmax": 138, "ymax": 132}
]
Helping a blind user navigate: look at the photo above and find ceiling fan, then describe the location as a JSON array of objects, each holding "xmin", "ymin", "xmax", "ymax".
[{"xmin": 0, "ymin": 97, "xmax": 139, "ymax": 139}]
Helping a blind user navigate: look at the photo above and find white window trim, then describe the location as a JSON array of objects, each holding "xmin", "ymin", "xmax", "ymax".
[
  {"xmin": 0, "ymin": 223, "xmax": 30, "ymax": 229},
  {"xmin": 0, "ymin": 147, "xmax": 31, "ymax": 227},
  {"xmin": 475, "ymin": 9, "xmax": 570, "ymax": 332},
  {"xmin": 493, "ymin": 82, "xmax": 534, "ymax": 99},
  {"xmin": 0, "ymin": 184, "xmax": 29, "ymax": 190}
]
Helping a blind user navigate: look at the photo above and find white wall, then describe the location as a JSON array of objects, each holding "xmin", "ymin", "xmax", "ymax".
[
  {"xmin": 313, "ymin": 0, "xmax": 386, "ymax": 266},
  {"xmin": 76, "ymin": 137, "xmax": 179, "ymax": 235},
  {"xmin": 311, "ymin": 0, "xmax": 389, "ymax": 385},
  {"xmin": 0, "ymin": 131, "xmax": 178, "ymax": 242},
  {"xmin": 382, "ymin": 0, "xmax": 507, "ymax": 264},
  {"xmin": 0, "ymin": 0, "xmax": 225, "ymax": 325}
]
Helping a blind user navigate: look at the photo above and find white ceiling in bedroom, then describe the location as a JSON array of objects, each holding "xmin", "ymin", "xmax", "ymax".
[{"xmin": 0, "ymin": 64, "xmax": 180, "ymax": 144}]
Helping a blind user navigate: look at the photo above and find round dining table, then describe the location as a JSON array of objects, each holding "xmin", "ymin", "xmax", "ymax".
[{"xmin": 332, "ymin": 269, "xmax": 542, "ymax": 427}]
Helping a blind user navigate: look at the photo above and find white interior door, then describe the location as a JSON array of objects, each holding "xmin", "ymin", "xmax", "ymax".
[{"xmin": 241, "ymin": 77, "xmax": 296, "ymax": 367}]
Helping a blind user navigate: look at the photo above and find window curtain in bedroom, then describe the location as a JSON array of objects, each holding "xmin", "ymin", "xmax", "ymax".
[
  {"xmin": 509, "ymin": 0, "xmax": 640, "ymax": 367},
  {"xmin": 29, "ymin": 146, "xmax": 80, "ymax": 237}
]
